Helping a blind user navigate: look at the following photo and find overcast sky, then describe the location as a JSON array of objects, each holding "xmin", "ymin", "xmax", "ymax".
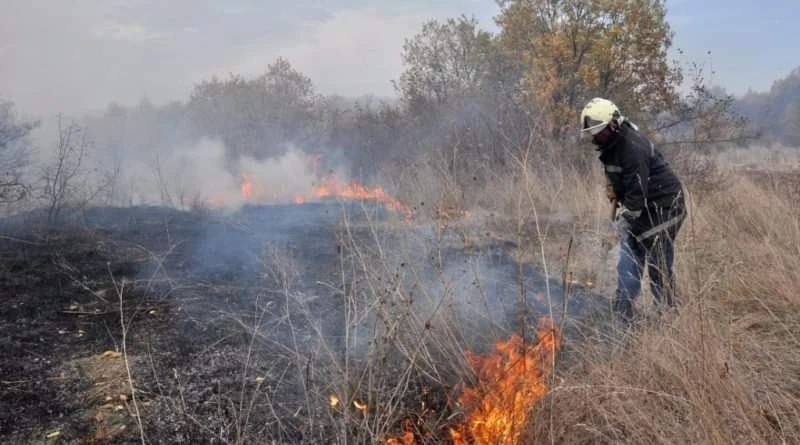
[{"xmin": 1, "ymin": 0, "xmax": 797, "ymax": 117}]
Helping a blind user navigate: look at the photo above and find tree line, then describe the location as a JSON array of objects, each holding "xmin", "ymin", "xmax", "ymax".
[{"xmin": 3, "ymin": 0, "xmax": 790, "ymax": 220}]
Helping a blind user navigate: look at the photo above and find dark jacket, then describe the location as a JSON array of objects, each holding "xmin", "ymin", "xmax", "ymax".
[{"xmin": 599, "ymin": 121, "xmax": 685, "ymax": 239}]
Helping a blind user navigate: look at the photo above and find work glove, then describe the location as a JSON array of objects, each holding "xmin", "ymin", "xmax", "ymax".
[
  {"xmin": 613, "ymin": 206, "xmax": 637, "ymax": 237},
  {"xmin": 613, "ymin": 216, "xmax": 630, "ymax": 238}
]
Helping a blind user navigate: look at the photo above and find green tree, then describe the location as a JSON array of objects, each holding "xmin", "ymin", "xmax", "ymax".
[
  {"xmin": 188, "ymin": 57, "xmax": 320, "ymax": 161},
  {"xmin": 396, "ymin": 15, "xmax": 496, "ymax": 110},
  {"xmin": 495, "ymin": 0, "xmax": 682, "ymax": 137}
]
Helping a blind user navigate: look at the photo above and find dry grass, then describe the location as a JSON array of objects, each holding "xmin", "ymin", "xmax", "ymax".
[
  {"xmin": 371, "ymin": 141, "xmax": 800, "ymax": 444},
  {"xmin": 64, "ymin": 141, "xmax": 795, "ymax": 445},
  {"xmin": 522, "ymin": 164, "xmax": 800, "ymax": 444},
  {"xmin": 165, "ymin": 143, "xmax": 798, "ymax": 445}
]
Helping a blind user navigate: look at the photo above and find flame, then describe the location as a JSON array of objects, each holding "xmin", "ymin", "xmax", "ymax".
[
  {"xmin": 295, "ymin": 175, "xmax": 413, "ymax": 217},
  {"xmin": 387, "ymin": 428, "xmax": 415, "ymax": 445},
  {"xmin": 224, "ymin": 155, "xmax": 467, "ymax": 226},
  {"xmin": 235, "ymin": 163, "xmax": 413, "ymax": 218},
  {"xmin": 451, "ymin": 318, "xmax": 560, "ymax": 444},
  {"xmin": 354, "ymin": 399, "xmax": 368, "ymax": 413},
  {"xmin": 240, "ymin": 175, "xmax": 253, "ymax": 200},
  {"xmin": 387, "ymin": 419, "xmax": 416, "ymax": 445},
  {"xmin": 387, "ymin": 317, "xmax": 560, "ymax": 445},
  {"xmin": 329, "ymin": 394, "xmax": 339, "ymax": 408}
]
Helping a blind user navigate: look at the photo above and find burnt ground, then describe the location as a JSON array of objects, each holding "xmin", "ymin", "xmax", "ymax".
[{"xmin": 0, "ymin": 201, "xmax": 608, "ymax": 445}]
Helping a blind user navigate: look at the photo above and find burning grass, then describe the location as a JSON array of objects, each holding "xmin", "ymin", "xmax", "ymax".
[
  {"xmin": 521, "ymin": 169, "xmax": 800, "ymax": 444},
  {"xmin": 451, "ymin": 318, "xmax": 560, "ymax": 444},
  {"xmin": 239, "ymin": 172, "xmax": 412, "ymax": 217},
  {"xmin": 234, "ymin": 153, "xmax": 415, "ymax": 220},
  {"xmin": 375, "ymin": 154, "xmax": 800, "ymax": 445},
  {"xmin": 2, "ymin": 146, "xmax": 799, "ymax": 445},
  {"xmin": 385, "ymin": 317, "xmax": 561, "ymax": 445}
]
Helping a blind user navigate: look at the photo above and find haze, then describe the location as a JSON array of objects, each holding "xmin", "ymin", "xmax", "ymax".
[{"xmin": 2, "ymin": 0, "xmax": 797, "ymax": 117}]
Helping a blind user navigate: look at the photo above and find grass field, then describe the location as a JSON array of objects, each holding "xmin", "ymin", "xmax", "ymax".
[{"xmin": 1, "ymin": 142, "xmax": 798, "ymax": 445}]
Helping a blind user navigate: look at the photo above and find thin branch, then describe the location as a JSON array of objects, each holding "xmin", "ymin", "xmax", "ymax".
[{"xmin": 108, "ymin": 264, "xmax": 146, "ymax": 444}]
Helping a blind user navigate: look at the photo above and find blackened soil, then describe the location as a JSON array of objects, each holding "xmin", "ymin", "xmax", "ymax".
[
  {"xmin": 0, "ymin": 202, "xmax": 606, "ymax": 444},
  {"xmin": 0, "ymin": 204, "xmax": 355, "ymax": 444}
]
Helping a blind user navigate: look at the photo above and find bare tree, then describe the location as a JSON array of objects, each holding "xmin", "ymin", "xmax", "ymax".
[
  {"xmin": 0, "ymin": 99, "xmax": 37, "ymax": 204},
  {"xmin": 40, "ymin": 115, "xmax": 90, "ymax": 224}
]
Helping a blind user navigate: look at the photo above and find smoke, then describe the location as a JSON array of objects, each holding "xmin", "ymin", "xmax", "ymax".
[{"xmin": 115, "ymin": 138, "xmax": 330, "ymax": 209}]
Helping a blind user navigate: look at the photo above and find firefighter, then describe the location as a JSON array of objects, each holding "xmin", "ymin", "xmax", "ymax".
[{"xmin": 580, "ymin": 97, "xmax": 687, "ymax": 324}]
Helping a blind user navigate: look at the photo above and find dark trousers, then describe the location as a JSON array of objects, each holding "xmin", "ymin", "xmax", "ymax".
[{"xmin": 613, "ymin": 204, "xmax": 685, "ymax": 323}]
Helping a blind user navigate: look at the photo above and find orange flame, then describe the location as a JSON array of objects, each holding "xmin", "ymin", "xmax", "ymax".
[
  {"xmin": 229, "ymin": 155, "xmax": 468, "ymax": 225},
  {"xmin": 387, "ymin": 317, "xmax": 560, "ymax": 445},
  {"xmin": 199, "ymin": 154, "xmax": 470, "ymax": 227},
  {"xmin": 386, "ymin": 418, "xmax": 418, "ymax": 445},
  {"xmin": 240, "ymin": 175, "xmax": 253, "ymax": 200},
  {"xmin": 452, "ymin": 318, "xmax": 560, "ymax": 444},
  {"xmin": 234, "ymin": 162, "xmax": 412, "ymax": 218},
  {"xmin": 295, "ymin": 175, "xmax": 413, "ymax": 216},
  {"xmin": 353, "ymin": 399, "xmax": 368, "ymax": 412},
  {"xmin": 386, "ymin": 432, "xmax": 415, "ymax": 445}
]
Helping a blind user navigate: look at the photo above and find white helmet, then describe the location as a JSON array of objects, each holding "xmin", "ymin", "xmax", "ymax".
[{"xmin": 580, "ymin": 97, "xmax": 624, "ymax": 135}]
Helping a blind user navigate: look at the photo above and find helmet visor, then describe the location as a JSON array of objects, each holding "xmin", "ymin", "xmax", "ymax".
[{"xmin": 581, "ymin": 115, "xmax": 607, "ymax": 135}]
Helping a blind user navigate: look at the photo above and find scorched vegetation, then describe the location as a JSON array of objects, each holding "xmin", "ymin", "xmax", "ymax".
[{"xmin": 2, "ymin": 1, "xmax": 799, "ymax": 444}]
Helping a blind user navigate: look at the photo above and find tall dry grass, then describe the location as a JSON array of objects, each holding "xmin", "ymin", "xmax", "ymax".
[
  {"xmin": 374, "ymin": 140, "xmax": 800, "ymax": 444},
  {"xmin": 524, "ymin": 166, "xmax": 800, "ymax": 444},
  {"xmin": 210, "ymin": 141, "xmax": 799, "ymax": 444}
]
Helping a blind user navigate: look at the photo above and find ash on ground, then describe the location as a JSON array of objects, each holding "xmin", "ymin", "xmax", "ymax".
[{"xmin": 0, "ymin": 201, "xmax": 607, "ymax": 444}]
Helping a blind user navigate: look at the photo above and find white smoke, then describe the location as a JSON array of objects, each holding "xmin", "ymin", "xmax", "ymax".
[{"xmin": 118, "ymin": 138, "xmax": 330, "ymax": 209}]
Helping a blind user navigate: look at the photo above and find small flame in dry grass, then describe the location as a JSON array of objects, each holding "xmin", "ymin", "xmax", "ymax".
[
  {"xmin": 294, "ymin": 175, "xmax": 413, "ymax": 217},
  {"xmin": 388, "ymin": 317, "xmax": 560, "ymax": 445},
  {"xmin": 217, "ymin": 155, "xmax": 473, "ymax": 226},
  {"xmin": 353, "ymin": 399, "xmax": 368, "ymax": 413},
  {"xmin": 234, "ymin": 161, "xmax": 414, "ymax": 218},
  {"xmin": 386, "ymin": 419, "xmax": 417, "ymax": 445},
  {"xmin": 240, "ymin": 175, "xmax": 253, "ymax": 200},
  {"xmin": 452, "ymin": 318, "xmax": 560, "ymax": 444}
]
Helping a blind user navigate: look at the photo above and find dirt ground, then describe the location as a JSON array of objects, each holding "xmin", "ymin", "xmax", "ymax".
[{"xmin": 0, "ymin": 203, "xmax": 606, "ymax": 445}]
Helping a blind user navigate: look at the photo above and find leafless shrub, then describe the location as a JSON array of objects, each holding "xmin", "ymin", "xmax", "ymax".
[
  {"xmin": 40, "ymin": 115, "xmax": 89, "ymax": 223},
  {"xmin": 653, "ymin": 55, "xmax": 758, "ymax": 196},
  {"xmin": 0, "ymin": 99, "xmax": 37, "ymax": 205},
  {"xmin": 180, "ymin": 198, "xmax": 560, "ymax": 445},
  {"xmin": 39, "ymin": 115, "xmax": 119, "ymax": 224}
]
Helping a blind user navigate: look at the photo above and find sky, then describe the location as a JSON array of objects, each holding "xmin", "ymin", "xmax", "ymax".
[{"xmin": 1, "ymin": 0, "xmax": 797, "ymax": 117}]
